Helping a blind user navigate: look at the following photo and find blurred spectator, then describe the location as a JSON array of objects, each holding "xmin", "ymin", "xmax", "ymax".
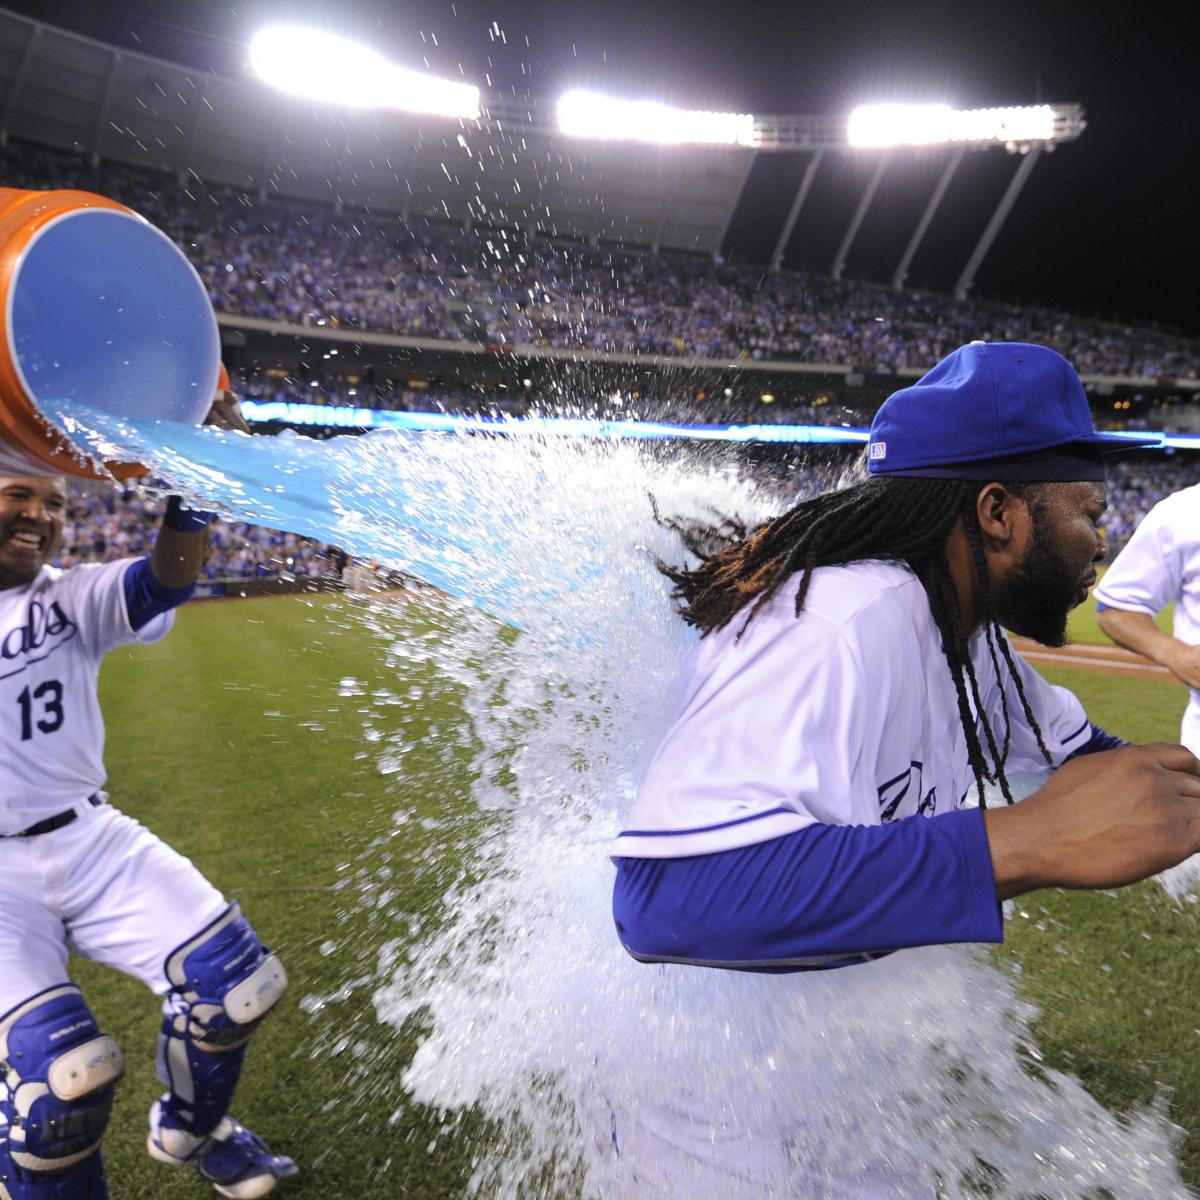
[{"xmin": 1096, "ymin": 458, "xmax": 1200, "ymax": 554}]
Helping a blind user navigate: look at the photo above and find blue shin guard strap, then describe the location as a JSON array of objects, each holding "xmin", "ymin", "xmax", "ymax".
[
  {"xmin": 157, "ymin": 1008, "xmax": 248, "ymax": 1140},
  {"xmin": 156, "ymin": 904, "xmax": 287, "ymax": 1141},
  {"xmin": 163, "ymin": 903, "xmax": 287, "ymax": 1054},
  {"xmin": 0, "ymin": 1144, "xmax": 110, "ymax": 1199}
]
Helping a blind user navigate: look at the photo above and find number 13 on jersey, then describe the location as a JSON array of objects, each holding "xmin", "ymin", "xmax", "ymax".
[{"xmin": 17, "ymin": 679, "xmax": 64, "ymax": 739}]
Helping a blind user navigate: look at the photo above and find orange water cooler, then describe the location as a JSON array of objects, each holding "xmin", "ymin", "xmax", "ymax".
[{"xmin": 0, "ymin": 187, "xmax": 220, "ymax": 480}]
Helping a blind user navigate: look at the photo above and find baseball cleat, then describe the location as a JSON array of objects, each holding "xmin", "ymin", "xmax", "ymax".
[{"xmin": 148, "ymin": 1116, "xmax": 297, "ymax": 1199}]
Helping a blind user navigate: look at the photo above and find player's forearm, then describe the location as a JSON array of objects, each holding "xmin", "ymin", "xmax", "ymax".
[
  {"xmin": 1096, "ymin": 608, "xmax": 1178, "ymax": 667},
  {"xmin": 981, "ymin": 804, "xmax": 1048, "ymax": 900},
  {"xmin": 151, "ymin": 497, "xmax": 212, "ymax": 589},
  {"xmin": 152, "ymin": 528, "xmax": 207, "ymax": 588}
]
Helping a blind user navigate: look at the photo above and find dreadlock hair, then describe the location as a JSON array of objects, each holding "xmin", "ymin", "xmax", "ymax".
[{"xmin": 654, "ymin": 475, "xmax": 1055, "ymax": 807}]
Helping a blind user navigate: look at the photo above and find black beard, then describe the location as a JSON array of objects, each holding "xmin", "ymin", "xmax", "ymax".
[{"xmin": 990, "ymin": 526, "xmax": 1082, "ymax": 647}]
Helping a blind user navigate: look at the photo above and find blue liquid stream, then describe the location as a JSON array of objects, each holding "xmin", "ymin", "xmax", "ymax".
[{"xmin": 49, "ymin": 400, "xmax": 655, "ymax": 634}]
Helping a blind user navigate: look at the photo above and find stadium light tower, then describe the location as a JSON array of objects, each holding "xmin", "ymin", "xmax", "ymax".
[
  {"xmin": 557, "ymin": 90, "xmax": 755, "ymax": 146},
  {"xmin": 838, "ymin": 101, "xmax": 1085, "ymax": 298},
  {"xmin": 846, "ymin": 103, "xmax": 1061, "ymax": 149},
  {"xmin": 248, "ymin": 26, "xmax": 480, "ymax": 119}
]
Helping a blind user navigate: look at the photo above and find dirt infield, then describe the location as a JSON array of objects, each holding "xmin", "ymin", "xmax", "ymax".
[{"xmin": 1011, "ymin": 636, "xmax": 1176, "ymax": 683}]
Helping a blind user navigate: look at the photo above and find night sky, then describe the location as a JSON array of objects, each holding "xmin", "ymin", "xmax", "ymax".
[{"xmin": 5, "ymin": 0, "xmax": 1197, "ymax": 334}]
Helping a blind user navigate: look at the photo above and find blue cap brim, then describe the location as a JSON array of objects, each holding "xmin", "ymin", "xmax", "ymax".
[
  {"xmin": 870, "ymin": 437, "xmax": 1159, "ymax": 482},
  {"xmin": 1074, "ymin": 431, "xmax": 1163, "ymax": 451}
]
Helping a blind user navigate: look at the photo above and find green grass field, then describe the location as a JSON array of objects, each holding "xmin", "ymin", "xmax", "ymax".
[
  {"xmin": 72, "ymin": 589, "xmax": 1200, "ymax": 1196},
  {"xmin": 1007, "ymin": 594, "xmax": 1200, "ymax": 1181},
  {"xmin": 83, "ymin": 593, "xmax": 490, "ymax": 1198}
]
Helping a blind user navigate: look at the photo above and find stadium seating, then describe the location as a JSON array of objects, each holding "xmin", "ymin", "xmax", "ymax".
[{"xmin": 4, "ymin": 140, "xmax": 1198, "ymax": 381}]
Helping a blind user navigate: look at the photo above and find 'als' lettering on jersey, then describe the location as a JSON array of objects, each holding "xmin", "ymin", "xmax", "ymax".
[
  {"xmin": 1, "ymin": 560, "xmax": 173, "ymax": 833},
  {"xmin": 0, "ymin": 598, "xmax": 78, "ymax": 681}
]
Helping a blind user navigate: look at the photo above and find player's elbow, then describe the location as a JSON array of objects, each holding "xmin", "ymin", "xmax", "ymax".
[
  {"xmin": 1095, "ymin": 605, "xmax": 1139, "ymax": 648},
  {"xmin": 611, "ymin": 844, "xmax": 846, "ymax": 969},
  {"xmin": 612, "ymin": 857, "xmax": 697, "ymax": 964}
]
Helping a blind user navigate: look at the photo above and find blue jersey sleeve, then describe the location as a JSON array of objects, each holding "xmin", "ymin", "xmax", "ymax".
[
  {"xmin": 1065, "ymin": 723, "xmax": 1126, "ymax": 758},
  {"xmin": 122, "ymin": 557, "xmax": 196, "ymax": 632},
  {"xmin": 612, "ymin": 808, "xmax": 1002, "ymax": 972}
]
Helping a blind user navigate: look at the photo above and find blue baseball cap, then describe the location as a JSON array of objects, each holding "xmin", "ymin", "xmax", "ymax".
[{"xmin": 867, "ymin": 342, "xmax": 1159, "ymax": 481}]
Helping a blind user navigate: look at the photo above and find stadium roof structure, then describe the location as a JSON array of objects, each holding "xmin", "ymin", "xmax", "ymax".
[{"xmin": 0, "ymin": 6, "xmax": 1082, "ymax": 297}]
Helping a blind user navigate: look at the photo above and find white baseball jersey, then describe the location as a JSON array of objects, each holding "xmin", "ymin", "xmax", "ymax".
[
  {"xmin": 613, "ymin": 560, "xmax": 1089, "ymax": 859},
  {"xmin": 1094, "ymin": 483, "xmax": 1200, "ymax": 753},
  {"xmin": 0, "ymin": 559, "xmax": 172, "ymax": 834}
]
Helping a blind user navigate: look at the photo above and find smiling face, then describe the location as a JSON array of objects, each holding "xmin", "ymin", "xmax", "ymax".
[
  {"xmin": 0, "ymin": 475, "xmax": 68, "ymax": 590},
  {"xmin": 990, "ymin": 481, "xmax": 1108, "ymax": 647}
]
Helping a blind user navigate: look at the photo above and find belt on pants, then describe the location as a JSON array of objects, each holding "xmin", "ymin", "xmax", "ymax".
[{"xmin": 0, "ymin": 794, "xmax": 102, "ymax": 839}]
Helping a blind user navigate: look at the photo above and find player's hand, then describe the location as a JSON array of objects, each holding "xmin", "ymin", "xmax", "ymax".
[
  {"xmin": 1162, "ymin": 642, "xmax": 1200, "ymax": 691},
  {"xmin": 204, "ymin": 388, "xmax": 250, "ymax": 434},
  {"xmin": 984, "ymin": 743, "xmax": 1200, "ymax": 899}
]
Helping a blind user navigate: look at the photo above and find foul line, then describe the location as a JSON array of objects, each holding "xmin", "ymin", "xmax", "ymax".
[
  {"xmin": 1010, "ymin": 636, "xmax": 1173, "ymax": 680},
  {"xmin": 1019, "ymin": 650, "xmax": 1172, "ymax": 675}
]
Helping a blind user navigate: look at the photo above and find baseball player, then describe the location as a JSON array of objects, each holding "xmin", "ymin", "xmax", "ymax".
[
  {"xmin": 609, "ymin": 343, "xmax": 1200, "ymax": 1197},
  {"xmin": 0, "ymin": 392, "xmax": 297, "ymax": 1199},
  {"xmin": 1094, "ymin": 483, "xmax": 1200, "ymax": 755}
]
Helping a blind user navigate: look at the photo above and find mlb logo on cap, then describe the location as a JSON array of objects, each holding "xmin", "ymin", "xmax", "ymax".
[{"xmin": 868, "ymin": 442, "xmax": 887, "ymax": 461}]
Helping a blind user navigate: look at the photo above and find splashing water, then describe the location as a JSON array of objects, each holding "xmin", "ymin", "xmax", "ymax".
[{"xmin": 49, "ymin": 402, "xmax": 1192, "ymax": 1197}]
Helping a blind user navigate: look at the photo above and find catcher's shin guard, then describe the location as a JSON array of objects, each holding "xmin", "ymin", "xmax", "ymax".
[
  {"xmin": 0, "ymin": 985, "xmax": 122, "ymax": 1198},
  {"xmin": 153, "ymin": 904, "xmax": 286, "ymax": 1157}
]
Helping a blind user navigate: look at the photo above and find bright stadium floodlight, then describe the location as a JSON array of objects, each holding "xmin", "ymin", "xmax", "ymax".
[
  {"xmin": 557, "ymin": 90, "xmax": 755, "ymax": 146},
  {"xmin": 847, "ymin": 103, "xmax": 1057, "ymax": 148},
  {"xmin": 249, "ymin": 26, "xmax": 480, "ymax": 120}
]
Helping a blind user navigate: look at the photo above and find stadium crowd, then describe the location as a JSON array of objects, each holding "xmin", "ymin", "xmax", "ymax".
[
  {"xmin": 1097, "ymin": 458, "xmax": 1200, "ymax": 549},
  {"xmin": 5, "ymin": 141, "xmax": 1199, "ymax": 381},
  {"xmin": 8, "ymin": 139, "xmax": 1198, "ymax": 577},
  {"xmin": 231, "ymin": 369, "xmax": 532, "ymax": 415},
  {"xmin": 51, "ymin": 455, "xmax": 1200, "ymax": 585},
  {"xmin": 229, "ymin": 365, "xmax": 864, "ymax": 426}
]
